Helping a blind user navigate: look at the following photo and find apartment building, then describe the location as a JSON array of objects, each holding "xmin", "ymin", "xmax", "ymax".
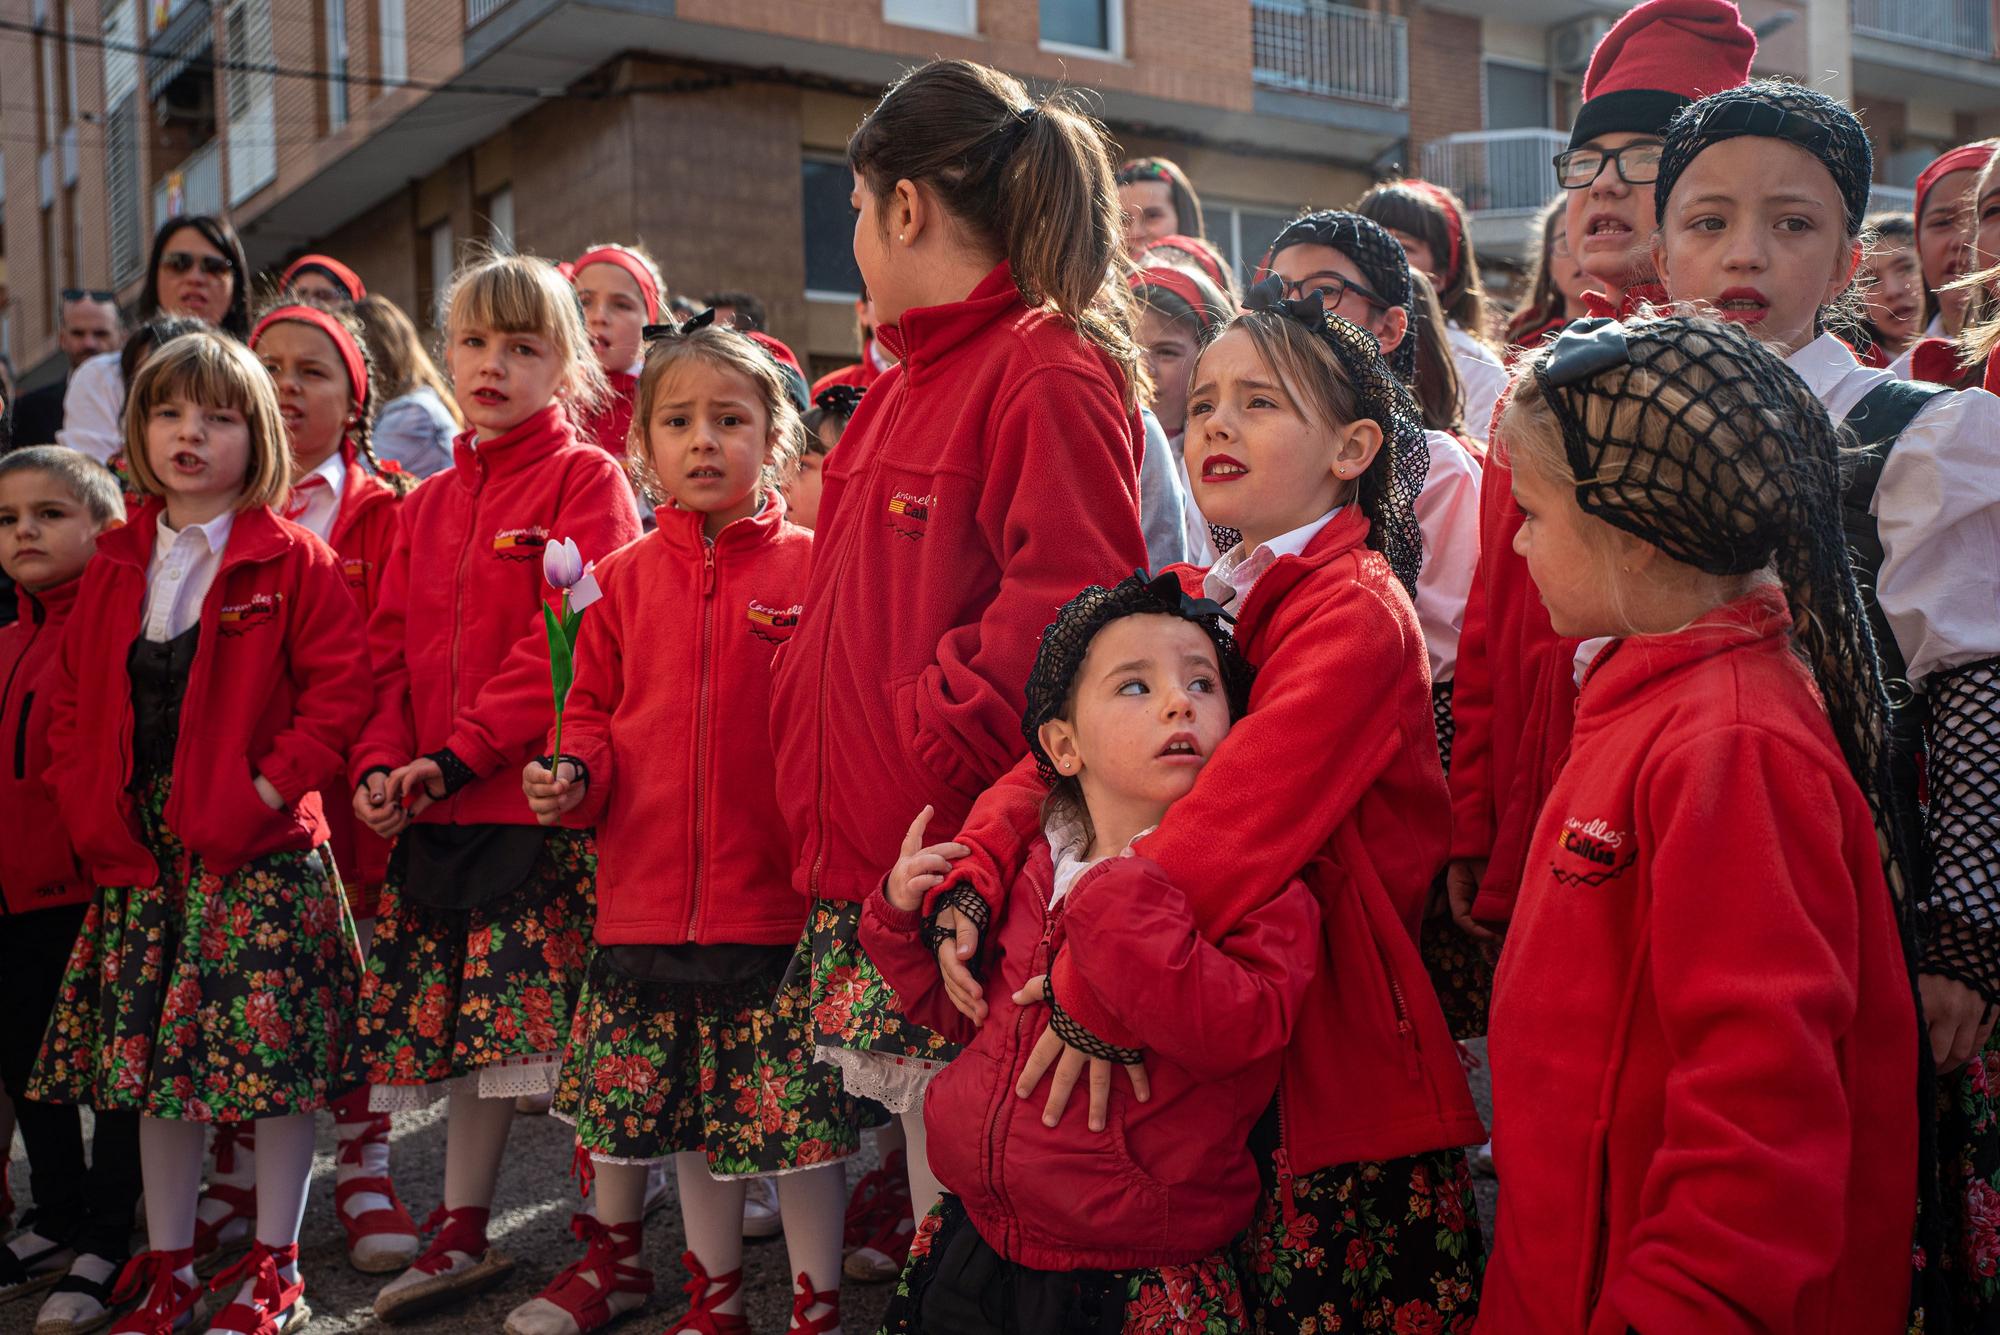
[
  {"xmin": 8, "ymin": 0, "xmax": 2000, "ymax": 385},
  {"xmin": 1, "ymin": 0, "xmax": 1433, "ymax": 383}
]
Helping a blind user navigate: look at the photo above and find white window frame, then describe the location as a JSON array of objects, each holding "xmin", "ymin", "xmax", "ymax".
[
  {"xmin": 801, "ymin": 151, "xmax": 863, "ymax": 302},
  {"xmin": 484, "ymin": 187, "xmax": 515, "ymax": 253},
  {"xmin": 325, "ymin": 0, "xmax": 348, "ymax": 128},
  {"xmin": 428, "ymin": 222, "xmax": 455, "ymax": 324},
  {"xmin": 378, "ymin": 0, "xmax": 406, "ymax": 87},
  {"xmin": 1038, "ymin": 0, "xmax": 1123, "ymax": 60},
  {"xmin": 883, "ymin": 0, "xmax": 974, "ymax": 35},
  {"xmin": 224, "ymin": 0, "xmax": 276, "ymax": 206}
]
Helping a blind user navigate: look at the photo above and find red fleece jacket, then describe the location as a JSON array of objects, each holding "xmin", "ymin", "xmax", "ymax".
[
  {"xmin": 350, "ymin": 404, "xmax": 642, "ymax": 825},
  {"xmin": 555, "ymin": 495, "xmax": 811, "ymax": 946},
  {"xmin": 575, "ymin": 372, "xmax": 637, "ymax": 458},
  {"xmin": 49, "ymin": 502, "xmax": 372, "ymax": 884},
  {"xmin": 769, "ymin": 262, "xmax": 1147, "ymax": 902},
  {"xmin": 935, "ymin": 509, "xmax": 1486, "ymax": 1175},
  {"xmin": 1481, "ymin": 589, "xmax": 1917, "ymax": 1334},
  {"xmin": 0, "ymin": 577, "xmax": 89, "ymax": 914},
  {"xmin": 319, "ymin": 445, "xmax": 401, "ymax": 909},
  {"xmin": 864, "ymin": 847, "xmax": 1318, "ymax": 1271}
]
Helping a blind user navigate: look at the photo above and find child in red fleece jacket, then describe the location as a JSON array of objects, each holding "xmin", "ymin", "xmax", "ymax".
[
  {"xmin": 1482, "ymin": 315, "xmax": 1918, "ymax": 1334},
  {"xmin": 927, "ymin": 288, "xmax": 1488, "ymax": 1333},
  {"xmin": 346, "ymin": 254, "xmax": 642, "ymax": 1322},
  {"xmin": 514, "ymin": 319, "xmax": 853, "ymax": 1335},
  {"xmin": 863, "ymin": 571, "xmax": 1316, "ymax": 1334},
  {"xmin": 569, "ymin": 244, "xmax": 663, "ymax": 458}
]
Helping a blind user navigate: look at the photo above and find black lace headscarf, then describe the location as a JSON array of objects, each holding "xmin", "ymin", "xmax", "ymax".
[
  {"xmin": 1655, "ymin": 79, "xmax": 1874, "ymax": 235},
  {"xmin": 1519, "ymin": 314, "xmax": 1920, "ymax": 921},
  {"xmin": 1021, "ymin": 570, "xmax": 1256, "ymax": 787},
  {"xmin": 1261, "ymin": 210, "xmax": 1417, "ymax": 383}
]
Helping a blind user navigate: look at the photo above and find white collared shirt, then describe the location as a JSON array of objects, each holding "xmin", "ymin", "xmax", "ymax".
[
  {"xmin": 1415, "ymin": 429, "xmax": 1483, "ymax": 683},
  {"xmin": 1202, "ymin": 508, "xmax": 1341, "ymax": 610},
  {"xmin": 1448, "ymin": 322, "xmax": 1509, "ymax": 442},
  {"xmin": 54, "ymin": 351, "xmax": 126, "ymax": 465},
  {"xmin": 1785, "ymin": 332, "xmax": 2000, "ymax": 683},
  {"xmin": 1046, "ymin": 811, "xmax": 1153, "ymax": 908},
  {"xmin": 287, "ymin": 450, "xmax": 348, "ymax": 543},
  {"xmin": 143, "ymin": 509, "xmax": 235, "ymax": 642}
]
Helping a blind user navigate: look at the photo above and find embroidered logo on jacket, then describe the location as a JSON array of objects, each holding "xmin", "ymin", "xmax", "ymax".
[
  {"xmin": 746, "ymin": 600, "xmax": 801, "ymax": 644},
  {"xmin": 886, "ymin": 490, "xmax": 936, "ymax": 541},
  {"xmin": 341, "ymin": 556, "xmax": 371, "ymax": 591},
  {"xmin": 217, "ymin": 591, "xmax": 283, "ymax": 637},
  {"xmin": 1550, "ymin": 816, "xmax": 1637, "ymax": 888},
  {"xmin": 493, "ymin": 526, "xmax": 550, "ymax": 560}
]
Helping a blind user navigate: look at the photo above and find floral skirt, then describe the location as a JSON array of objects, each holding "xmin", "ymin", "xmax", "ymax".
[
  {"xmin": 352, "ymin": 828, "xmax": 594, "ymax": 1103},
  {"xmin": 1911, "ymin": 1033, "xmax": 2000, "ymax": 1332},
  {"xmin": 787, "ymin": 899, "xmax": 959, "ymax": 1113},
  {"xmin": 1238, "ymin": 1107, "xmax": 1483, "ymax": 1334},
  {"xmin": 879, "ymin": 1194, "xmax": 1248, "ymax": 1334},
  {"xmin": 553, "ymin": 943, "xmax": 860, "ymax": 1177},
  {"xmin": 27, "ymin": 766, "xmax": 362, "ymax": 1123},
  {"xmin": 1419, "ymin": 920, "xmax": 1497, "ymax": 1043}
]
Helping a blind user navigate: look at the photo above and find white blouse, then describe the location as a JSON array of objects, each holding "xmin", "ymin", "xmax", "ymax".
[
  {"xmin": 1448, "ymin": 322, "xmax": 1508, "ymax": 442},
  {"xmin": 55, "ymin": 351, "xmax": 127, "ymax": 465}
]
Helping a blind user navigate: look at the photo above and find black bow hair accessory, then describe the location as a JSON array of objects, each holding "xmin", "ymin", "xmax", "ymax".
[
  {"xmin": 641, "ymin": 307, "xmax": 717, "ymax": 343},
  {"xmin": 814, "ymin": 383, "xmax": 867, "ymax": 417}
]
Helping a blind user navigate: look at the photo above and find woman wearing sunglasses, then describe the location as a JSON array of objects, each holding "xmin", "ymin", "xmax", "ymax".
[{"xmin": 56, "ymin": 215, "xmax": 250, "ymax": 466}]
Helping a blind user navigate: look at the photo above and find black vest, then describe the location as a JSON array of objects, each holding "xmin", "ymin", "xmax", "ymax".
[{"xmin": 127, "ymin": 626, "xmax": 200, "ymax": 773}]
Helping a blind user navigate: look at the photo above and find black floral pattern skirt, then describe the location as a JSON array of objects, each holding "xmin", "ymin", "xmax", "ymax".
[
  {"xmin": 352, "ymin": 828, "xmax": 594, "ymax": 1099},
  {"xmin": 1238, "ymin": 1106, "xmax": 1483, "ymax": 1334},
  {"xmin": 879, "ymin": 1194, "xmax": 1249, "ymax": 1334},
  {"xmin": 1911, "ymin": 1034, "xmax": 2000, "ymax": 1333},
  {"xmin": 28, "ymin": 765, "xmax": 362, "ymax": 1122},
  {"xmin": 552, "ymin": 942, "xmax": 860, "ymax": 1176}
]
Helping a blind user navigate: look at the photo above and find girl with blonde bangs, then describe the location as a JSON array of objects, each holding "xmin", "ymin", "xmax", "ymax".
[{"xmin": 121, "ymin": 333, "xmax": 291, "ymax": 513}]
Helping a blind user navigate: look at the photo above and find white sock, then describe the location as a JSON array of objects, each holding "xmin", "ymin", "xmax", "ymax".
[
  {"xmin": 33, "ymin": 1253, "xmax": 118, "ymax": 1325},
  {"xmin": 898, "ymin": 1107, "xmax": 945, "ymax": 1224},
  {"xmin": 335, "ymin": 1109, "xmax": 394, "ymax": 1220},
  {"xmin": 215, "ymin": 1114, "xmax": 312, "ymax": 1309},
  {"xmin": 196, "ymin": 1123, "xmax": 257, "ymax": 1235},
  {"xmin": 6, "ymin": 1227, "xmax": 66, "ymax": 1264},
  {"xmin": 776, "ymin": 1165, "xmax": 845, "ymax": 1326},
  {"xmin": 675, "ymin": 1153, "xmax": 747, "ymax": 1315},
  {"xmin": 139, "ymin": 1116, "xmax": 206, "ymax": 1257}
]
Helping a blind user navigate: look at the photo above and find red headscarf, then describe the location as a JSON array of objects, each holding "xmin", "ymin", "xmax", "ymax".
[
  {"xmin": 571, "ymin": 246, "xmax": 662, "ymax": 323},
  {"xmin": 250, "ymin": 304, "xmax": 369, "ymax": 413},
  {"xmin": 279, "ymin": 254, "xmax": 367, "ymax": 303}
]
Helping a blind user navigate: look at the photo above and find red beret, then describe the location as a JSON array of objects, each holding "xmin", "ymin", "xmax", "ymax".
[{"xmin": 1570, "ymin": 0, "xmax": 1756, "ymax": 149}]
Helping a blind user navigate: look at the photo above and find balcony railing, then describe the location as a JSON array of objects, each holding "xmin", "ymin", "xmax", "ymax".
[
  {"xmin": 1252, "ymin": 0, "xmax": 1408, "ymax": 109},
  {"xmin": 1868, "ymin": 183, "xmax": 1917, "ymax": 215},
  {"xmin": 465, "ymin": 0, "xmax": 507, "ymax": 27},
  {"xmin": 1852, "ymin": 0, "xmax": 1995, "ymax": 58},
  {"xmin": 1421, "ymin": 128, "xmax": 1568, "ymax": 217},
  {"xmin": 152, "ymin": 139, "xmax": 223, "ymax": 225}
]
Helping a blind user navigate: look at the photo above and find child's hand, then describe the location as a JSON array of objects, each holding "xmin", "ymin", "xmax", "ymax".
[
  {"xmin": 1012, "ymin": 974, "xmax": 1151, "ymax": 1133},
  {"xmin": 886, "ymin": 806, "xmax": 969, "ymax": 913},
  {"xmin": 387, "ymin": 757, "xmax": 446, "ymax": 819},
  {"xmin": 1445, "ymin": 858, "xmax": 1500, "ymax": 942},
  {"xmin": 935, "ymin": 905, "xmax": 987, "ymax": 1025},
  {"xmin": 522, "ymin": 758, "xmax": 586, "ymax": 826},
  {"xmin": 354, "ymin": 770, "xmax": 409, "ymax": 838},
  {"xmin": 252, "ymin": 772, "xmax": 286, "ymax": 812}
]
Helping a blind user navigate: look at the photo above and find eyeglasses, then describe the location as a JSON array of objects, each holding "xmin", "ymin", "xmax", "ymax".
[
  {"xmin": 61, "ymin": 288, "xmax": 118, "ymax": 303},
  {"xmin": 160, "ymin": 252, "xmax": 234, "ymax": 277},
  {"xmin": 1277, "ymin": 271, "xmax": 1390, "ymax": 311},
  {"xmin": 1553, "ymin": 141, "xmax": 1665, "ymax": 190}
]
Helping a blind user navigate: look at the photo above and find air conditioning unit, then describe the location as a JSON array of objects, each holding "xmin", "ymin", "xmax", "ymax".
[{"xmin": 1550, "ymin": 15, "xmax": 1616, "ymax": 77}]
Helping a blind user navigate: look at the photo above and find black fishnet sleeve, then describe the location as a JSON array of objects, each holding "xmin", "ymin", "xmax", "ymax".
[
  {"xmin": 1921, "ymin": 657, "xmax": 2000, "ymax": 1005},
  {"xmin": 921, "ymin": 884, "xmax": 990, "ymax": 954},
  {"xmin": 1046, "ymin": 975, "xmax": 1145, "ymax": 1065}
]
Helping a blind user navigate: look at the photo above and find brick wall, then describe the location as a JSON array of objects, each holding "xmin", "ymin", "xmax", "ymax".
[{"xmin": 1406, "ymin": 4, "xmax": 1483, "ymax": 161}]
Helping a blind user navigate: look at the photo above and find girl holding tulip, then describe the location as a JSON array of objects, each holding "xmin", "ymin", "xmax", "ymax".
[
  {"xmin": 344, "ymin": 254, "xmax": 642, "ymax": 1322},
  {"xmin": 513, "ymin": 316, "xmax": 855, "ymax": 1335}
]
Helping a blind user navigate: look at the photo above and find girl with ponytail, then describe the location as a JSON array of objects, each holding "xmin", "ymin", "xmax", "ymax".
[{"xmin": 767, "ymin": 56, "xmax": 1150, "ymax": 1270}]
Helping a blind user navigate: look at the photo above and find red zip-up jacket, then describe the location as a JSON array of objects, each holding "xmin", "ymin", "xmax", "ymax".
[
  {"xmin": 1482, "ymin": 588, "xmax": 1917, "ymax": 1334},
  {"xmin": 936, "ymin": 509, "xmax": 1487, "ymax": 1176},
  {"xmin": 48, "ymin": 502, "xmax": 372, "ymax": 885},
  {"xmin": 1446, "ymin": 284, "xmax": 1664, "ymax": 922},
  {"xmin": 350, "ymin": 404, "xmax": 642, "ymax": 824},
  {"xmin": 319, "ymin": 445, "xmax": 401, "ymax": 909},
  {"xmin": 1, "ymin": 576, "xmax": 89, "ymax": 914},
  {"xmin": 864, "ymin": 847, "xmax": 1318, "ymax": 1271},
  {"xmin": 575, "ymin": 373, "xmax": 636, "ymax": 458},
  {"xmin": 769, "ymin": 263, "xmax": 1147, "ymax": 902},
  {"xmin": 555, "ymin": 495, "xmax": 811, "ymax": 946}
]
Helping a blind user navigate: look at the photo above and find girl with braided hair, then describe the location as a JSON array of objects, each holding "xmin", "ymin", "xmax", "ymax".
[
  {"xmin": 1483, "ymin": 312, "xmax": 1918, "ymax": 1333},
  {"xmin": 1652, "ymin": 74, "xmax": 2000, "ymax": 1333},
  {"xmin": 924, "ymin": 289, "xmax": 1487, "ymax": 1332},
  {"xmin": 244, "ymin": 302, "xmax": 424, "ymax": 1279},
  {"xmin": 859, "ymin": 570, "xmax": 1311, "ymax": 1333}
]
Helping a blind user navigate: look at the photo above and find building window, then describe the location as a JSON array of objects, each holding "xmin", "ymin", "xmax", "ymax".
[
  {"xmin": 423, "ymin": 221, "xmax": 455, "ymax": 327},
  {"xmin": 883, "ymin": 0, "xmax": 974, "ymax": 34},
  {"xmin": 483, "ymin": 187, "xmax": 515, "ymax": 253},
  {"xmin": 224, "ymin": 0, "xmax": 276, "ymax": 205},
  {"xmin": 325, "ymin": 0, "xmax": 348, "ymax": 128},
  {"xmin": 378, "ymin": 0, "xmax": 406, "ymax": 86},
  {"xmin": 1209, "ymin": 200, "xmax": 1299, "ymax": 288},
  {"xmin": 1483, "ymin": 59, "xmax": 1551, "ymax": 131},
  {"xmin": 1041, "ymin": 0, "xmax": 1120, "ymax": 55},
  {"xmin": 802, "ymin": 155, "xmax": 863, "ymax": 300}
]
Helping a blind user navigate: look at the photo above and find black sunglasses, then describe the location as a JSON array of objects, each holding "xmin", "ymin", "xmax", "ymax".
[
  {"xmin": 61, "ymin": 288, "xmax": 118, "ymax": 303},
  {"xmin": 160, "ymin": 252, "xmax": 234, "ymax": 277},
  {"xmin": 1278, "ymin": 271, "xmax": 1390, "ymax": 311}
]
